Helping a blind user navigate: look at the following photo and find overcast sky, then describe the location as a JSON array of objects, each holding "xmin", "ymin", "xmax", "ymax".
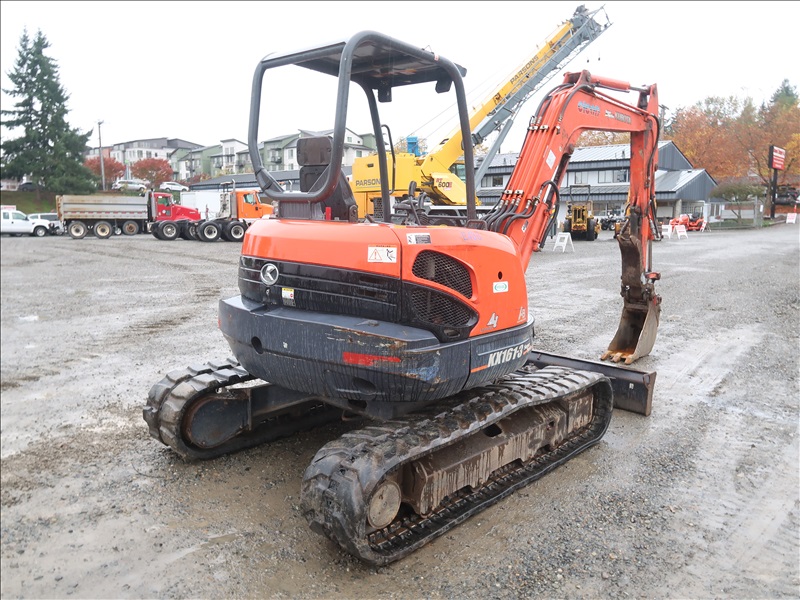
[{"xmin": 1, "ymin": 1, "xmax": 796, "ymax": 156}]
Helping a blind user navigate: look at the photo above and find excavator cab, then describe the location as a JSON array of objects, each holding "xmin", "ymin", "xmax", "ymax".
[{"xmin": 247, "ymin": 31, "xmax": 477, "ymax": 225}]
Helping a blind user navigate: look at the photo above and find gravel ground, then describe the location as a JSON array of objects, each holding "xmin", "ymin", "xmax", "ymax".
[{"xmin": 1, "ymin": 223, "xmax": 798, "ymax": 599}]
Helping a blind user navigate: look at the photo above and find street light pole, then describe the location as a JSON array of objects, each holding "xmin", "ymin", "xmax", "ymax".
[{"xmin": 98, "ymin": 120, "xmax": 106, "ymax": 191}]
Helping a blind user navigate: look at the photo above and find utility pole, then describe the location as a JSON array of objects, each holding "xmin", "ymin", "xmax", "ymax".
[{"xmin": 98, "ymin": 120, "xmax": 106, "ymax": 191}]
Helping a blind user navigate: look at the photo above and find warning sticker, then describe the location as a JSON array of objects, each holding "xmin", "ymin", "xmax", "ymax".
[
  {"xmin": 406, "ymin": 233, "xmax": 431, "ymax": 245},
  {"xmin": 282, "ymin": 287, "xmax": 295, "ymax": 307},
  {"xmin": 368, "ymin": 246, "xmax": 398, "ymax": 263}
]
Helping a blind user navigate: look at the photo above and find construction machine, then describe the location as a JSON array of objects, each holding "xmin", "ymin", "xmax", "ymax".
[
  {"xmin": 563, "ymin": 183, "xmax": 600, "ymax": 240},
  {"xmin": 669, "ymin": 212, "xmax": 705, "ymax": 232},
  {"xmin": 349, "ymin": 4, "xmax": 610, "ymax": 220},
  {"xmin": 145, "ymin": 31, "xmax": 662, "ymax": 566}
]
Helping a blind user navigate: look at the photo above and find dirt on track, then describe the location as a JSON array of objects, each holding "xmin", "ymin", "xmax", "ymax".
[{"xmin": 1, "ymin": 224, "xmax": 798, "ymax": 599}]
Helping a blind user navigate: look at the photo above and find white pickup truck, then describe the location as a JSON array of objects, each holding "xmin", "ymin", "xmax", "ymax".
[{"xmin": 1, "ymin": 205, "xmax": 51, "ymax": 237}]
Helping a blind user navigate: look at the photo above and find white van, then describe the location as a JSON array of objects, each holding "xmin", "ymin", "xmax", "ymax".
[{"xmin": 112, "ymin": 179, "xmax": 149, "ymax": 192}]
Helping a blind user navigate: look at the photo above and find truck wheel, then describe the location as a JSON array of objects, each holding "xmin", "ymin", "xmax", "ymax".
[
  {"xmin": 122, "ymin": 220, "xmax": 139, "ymax": 235},
  {"xmin": 160, "ymin": 222, "xmax": 180, "ymax": 241},
  {"xmin": 198, "ymin": 221, "xmax": 221, "ymax": 242},
  {"xmin": 33, "ymin": 226, "xmax": 48, "ymax": 238},
  {"xmin": 152, "ymin": 222, "xmax": 165, "ymax": 240},
  {"xmin": 178, "ymin": 222, "xmax": 194, "ymax": 240},
  {"xmin": 68, "ymin": 221, "xmax": 88, "ymax": 239},
  {"xmin": 222, "ymin": 221, "xmax": 246, "ymax": 242},
  {"xmin": 586, "ymin": 219, "xmax": 596, "ymax": 241},
  {"xmin": 94, "ymin": 221, "xmax": 113, "ymax": 239}
]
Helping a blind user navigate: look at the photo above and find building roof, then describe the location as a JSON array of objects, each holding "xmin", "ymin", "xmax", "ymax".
[
  {"xmin": 479, "ymin": 141, "xmax": 678, "ymax": 169},
  {"xmin": 567, "ymin": 140, "xmax": 671, "ymax": 162},
  {"xmin": 189, "ymin": 174, "xmax": 260, "ymax": 190}
]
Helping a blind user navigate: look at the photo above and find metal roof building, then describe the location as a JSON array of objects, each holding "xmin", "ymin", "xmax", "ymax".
[
  {"xmin": 189, "ymin": 141, "xmax": 716, "ymax": 222},
  {"xmin": 477, "ymin": 140, "xmax": 717, "ymax": 220}
]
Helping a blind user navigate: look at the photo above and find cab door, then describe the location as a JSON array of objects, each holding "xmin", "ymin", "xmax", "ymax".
[{"xmin": 236, "ymin": 191, "xmax": 272, "ymax": 220}]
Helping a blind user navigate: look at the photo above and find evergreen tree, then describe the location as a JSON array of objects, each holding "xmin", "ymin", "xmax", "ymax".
[{"xmin": 1, "ymin": 29, "xmax": 96, "ymax": 194}]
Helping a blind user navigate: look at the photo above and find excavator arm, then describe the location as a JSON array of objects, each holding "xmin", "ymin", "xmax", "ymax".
[{"xmin": 481, "ymin": 70, "xmax": 662, "ymax": 364}]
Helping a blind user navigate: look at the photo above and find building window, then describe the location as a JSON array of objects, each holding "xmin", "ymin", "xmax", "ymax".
[
  {"xmin": 598, "ymin": 170, "xmax": 613, "ymax": 184},
  {"xmin": 615, "ymin": 169, "xmax": 629, "ymax": 183},
  {"xmin": 573, "ymin": 171, "xmax": 588, "ymax": 184},
  {"xmin": 491, "ymin": 176, "xmax": 503, "ymax": 188},
  {"xmin": 356, "ymin": 150, "xmax": 362, "ymax": 158}
]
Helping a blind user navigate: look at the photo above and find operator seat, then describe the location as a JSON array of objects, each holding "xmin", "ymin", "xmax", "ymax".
[{"xmin": 296, "ymin": 136, "xmax": 358, "ymax": 222}]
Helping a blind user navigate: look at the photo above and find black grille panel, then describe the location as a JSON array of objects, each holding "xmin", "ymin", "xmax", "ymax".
[
  {"xmin": 239, "ymin": 255, "xmax": 477, "ymax": 342},
  {"xmin": 412, "ymin": 250, "xmax": 473, "ymax": 298},
  {"xmin": 404, "ymin": 284, "xmax": 477, "ymax": 341},
  {"xmin": 239, "ymin": 256, "xmax": 401, "ymax": 322}
]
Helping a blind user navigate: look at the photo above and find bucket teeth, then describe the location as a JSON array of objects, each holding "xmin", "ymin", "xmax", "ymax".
[{"xmin": 602, "ymin": 298, "xmax": 660, "ymax": 365}]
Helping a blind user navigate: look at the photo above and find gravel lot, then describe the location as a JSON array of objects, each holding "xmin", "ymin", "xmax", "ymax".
[{"xmin": 1, "ymin": 224, "xmax": 798, "ymax": 599}]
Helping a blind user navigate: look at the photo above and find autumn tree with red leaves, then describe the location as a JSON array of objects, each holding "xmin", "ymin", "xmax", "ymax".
[
  {"xmin": 84, "ymin": 155, "xmax": 125, "ymax": 189},
  {"xmin": 574, "ymin": 80, "xmax": 799, "ymax": 208},
  {"xmin": 664, "ymin": 80, "xmax": 799, "ymax": 190},
  {"xmin": 131, "ymin": 158, "xmax": 173, "ymax": 189}
]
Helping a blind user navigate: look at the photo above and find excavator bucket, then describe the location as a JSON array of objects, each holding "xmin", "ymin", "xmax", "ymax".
[
  {"xmin": 601, "ymin": 298, "xmax": 660, "ymax": 365},
  {"xmin": 601, "ymin": 222, "xmax": 662, "ymax": 365}
]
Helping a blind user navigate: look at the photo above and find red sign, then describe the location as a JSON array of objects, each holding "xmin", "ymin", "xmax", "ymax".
[{"xmin": 769, "ymin": 145, "xmax": 786, "ymax": 171}]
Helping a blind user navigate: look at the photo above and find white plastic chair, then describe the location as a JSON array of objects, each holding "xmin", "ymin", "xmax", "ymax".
[{"xmin": 661, "ymin": 224, "xmax": 672, "ymax": 239}]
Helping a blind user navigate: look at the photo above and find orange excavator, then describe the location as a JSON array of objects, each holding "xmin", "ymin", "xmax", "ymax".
[{"xmin": 145, "ymin": 31, "xmax": 662, "ymax": 566}]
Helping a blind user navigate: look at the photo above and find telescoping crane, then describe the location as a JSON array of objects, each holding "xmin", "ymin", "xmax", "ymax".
[
  {"xmin": 145, "ymin": 31, "xmax": 661, "ymax": 567},
  {"xmin": 349, "ymin": 4, "xmax": 611, "ymax": 219}
]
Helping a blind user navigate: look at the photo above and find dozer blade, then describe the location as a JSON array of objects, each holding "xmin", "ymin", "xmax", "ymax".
[
  {"xmin": 601, "ymin": 297, "xmax": 660, "ymax": 366},
  {"xmin": 527, "ymin": 351, "xmax": 656, "ymax": 416}
]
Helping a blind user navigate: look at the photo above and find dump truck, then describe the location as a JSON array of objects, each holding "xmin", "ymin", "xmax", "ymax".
[{"xmin": 57, "ymin": 192, "xmax": 200, "ymax": 239}]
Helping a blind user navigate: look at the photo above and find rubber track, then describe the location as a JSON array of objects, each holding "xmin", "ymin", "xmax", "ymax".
[
  {"xmin": 300, "ymin": 366, "xmax": 613, "ymax": 566},
  {"xmin": 143, "ymin": 357, "xmax": 339, "ymax": 460}
]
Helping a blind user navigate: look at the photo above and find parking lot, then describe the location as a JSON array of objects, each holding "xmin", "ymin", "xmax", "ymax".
[{"xmin": 1, "ymin": 225, "xmax": 798, "ymax": 599}]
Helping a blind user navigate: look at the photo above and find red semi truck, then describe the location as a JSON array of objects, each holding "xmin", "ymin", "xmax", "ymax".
[
  {"xmin": 57, "ymin": 192, "xmax": 201, "ymax": 239},
  {"xmin": 153, "ymin": 181, "xmax": 273, "ymax": 242}
]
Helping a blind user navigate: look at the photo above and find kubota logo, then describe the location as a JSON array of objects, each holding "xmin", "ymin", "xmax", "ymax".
[{"xmin": 577, "ymin": 100, "xmax": 601, "ymax": 117}]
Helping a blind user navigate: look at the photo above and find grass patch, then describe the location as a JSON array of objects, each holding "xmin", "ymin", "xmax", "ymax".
[{"xmin": 0, "ymin": 191, "xmax": 58, "ymax": 214}]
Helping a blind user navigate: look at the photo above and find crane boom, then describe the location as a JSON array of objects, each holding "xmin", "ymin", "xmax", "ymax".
[{"xmin": 350, "ymin": 5, "xmax": 611, "ymax": 213}]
